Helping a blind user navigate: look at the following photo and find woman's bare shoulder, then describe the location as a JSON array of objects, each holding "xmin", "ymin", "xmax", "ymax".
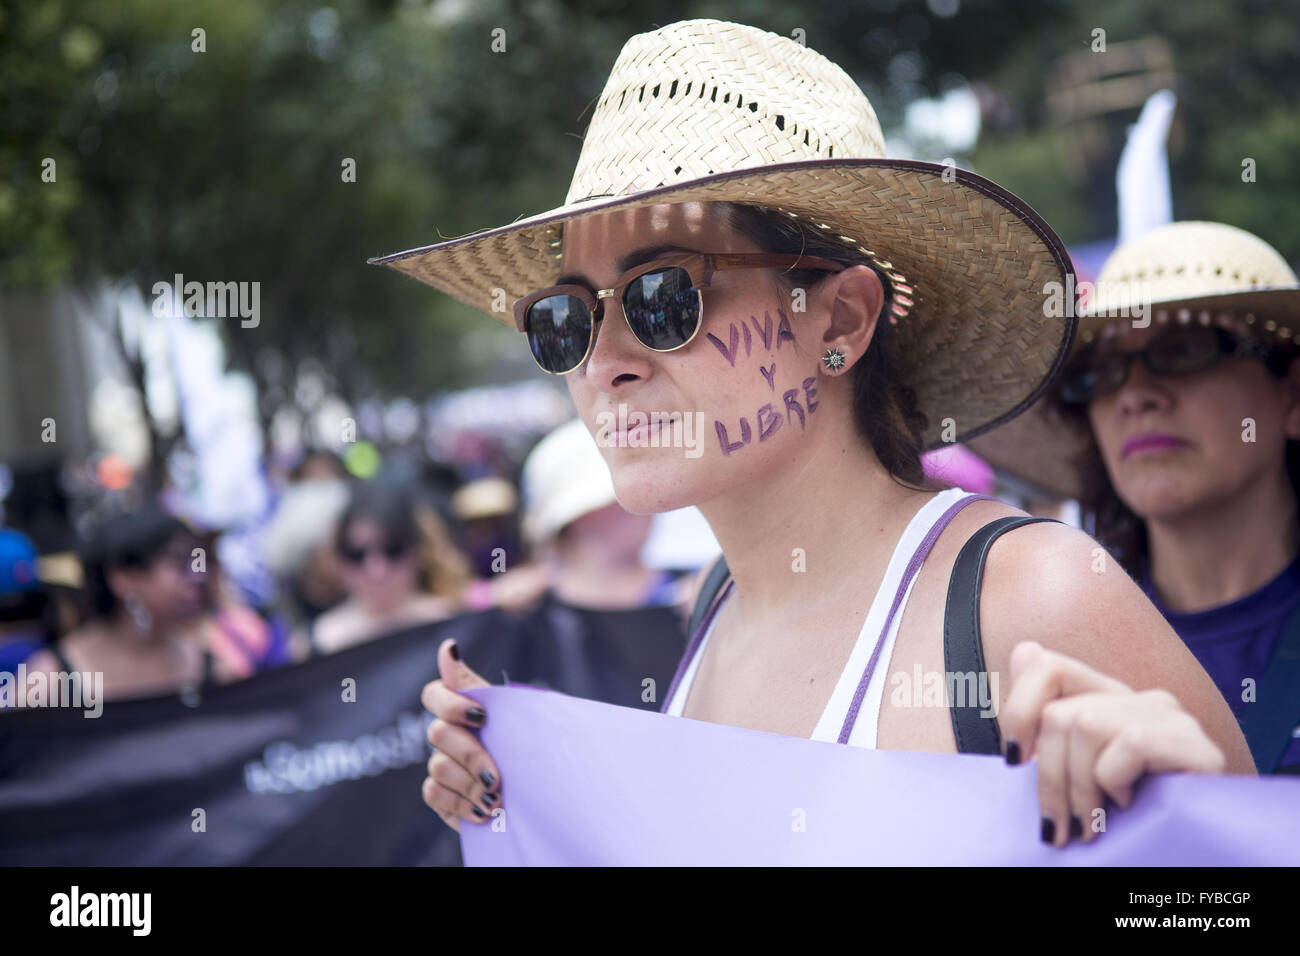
[
  {"xmin": 411, "ymin": 594, "xmax": 457, "ymax": 622},
  {"xmin": 976, "ymin": 518, "xmax": 1161, "ymax": 665},
  {"xmin": 23, "ymin": 648, "xmax": 62, "ymax": 674},
  {"xmin": 974, "ymin": 515, "xmax": 1254, "ymax": 771},
  {"xmin": 313, "ymin": 601, "xmax": 359, "ymax": 640},
  {"xmin": 37, "ymin": 624, "xmax": 110, "ymax": 671}
]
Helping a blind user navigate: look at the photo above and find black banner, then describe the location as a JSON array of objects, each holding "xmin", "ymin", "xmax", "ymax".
[{"xmin": 0, "ymin": 596, "xmax": 686, "ymax": 865}]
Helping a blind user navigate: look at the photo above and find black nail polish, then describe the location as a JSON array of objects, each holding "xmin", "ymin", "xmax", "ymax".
[
  {"xmin": 449, "ymin": 642, "xmax": 461, "ymax": 661},
  {"xmin": 1005, "ymin": 741, "xmax": 1021, "ymax": 766},
  {"xmin": 482, "ymin": 791, "xmax": 497, "ymax": 807},
  {"xmin": 467, "ymin": 707, "xmax": 486, "ymax": 724},
  {"xmin": 1040, "ymin": 817, "xmax": 1055, "ymax": 844},
  {"xmin": 1070, "ymin": 815, "xmax": 1083, "ymax": 839},
  {"xmin": 472, "ymin": 805, "xmax": 486, "ymax": 819},
  {"xmin": 479, "ymin": 769, "xmax": 496, "ymax": 789}
]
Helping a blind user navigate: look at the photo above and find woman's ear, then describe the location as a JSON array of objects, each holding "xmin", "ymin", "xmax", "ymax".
[
  {"xmin": 104, "ymin": 566, "xmax": 137, "ymax": 602},
  {"xmin": 822, "ymin": 265, "xmax": 885, "ymax": 363},
  {"xmin": 1283, "ymin": 355, "xmax": 1300, "ymax": 440}
]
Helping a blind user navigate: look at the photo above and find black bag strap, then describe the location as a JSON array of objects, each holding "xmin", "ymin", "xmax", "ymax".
[
  {"xmin": 46, "ymin": 640, "xmax": 76, "ymax": 674},
  {"xmin": 305, "ymin": 613, "xmax": 322, "ymax": 659},
  {"xmin": 1238, "ymin": 605, "xmax": 1300, "ymax": 774},
  {"xmin": 685, "ymin": 518, "xmax": 1063, "ymax": 757},
  {"xmin": 687, "ymin": 555, "xmax": 732, "ymax": 640},
  {"xmin": 944, "ymin": 515, "xmax": 1060, "ymax": 755}
]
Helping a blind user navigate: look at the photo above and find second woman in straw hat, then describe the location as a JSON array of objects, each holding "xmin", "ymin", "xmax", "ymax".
[{"xmin": 974, "ymin": 220, "xmax": 1300, "ymax": 774}]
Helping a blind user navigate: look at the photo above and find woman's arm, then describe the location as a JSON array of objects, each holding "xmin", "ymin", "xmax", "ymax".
[{"xmin": 977, "ymin": 520, "xmax": 1254, "ymax": 844}]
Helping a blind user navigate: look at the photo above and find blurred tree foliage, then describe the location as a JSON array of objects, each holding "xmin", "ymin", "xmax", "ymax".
[
  {"xmin": 3, "ymin": 0, "xmax": 1296, "ymax": 438},
  {"xmin": 969, "ymin": 0, "xmax": 1300, "ymax": 254}
]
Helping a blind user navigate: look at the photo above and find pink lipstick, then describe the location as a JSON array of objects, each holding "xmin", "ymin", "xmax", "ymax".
[{"xmin": 1122, "ymin": 433, "xmax": 1188, "ymax": 459}]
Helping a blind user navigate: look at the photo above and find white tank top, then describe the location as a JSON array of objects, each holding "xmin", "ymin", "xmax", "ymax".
[{"xmin": 663, "ymin": 487, "xmax": 980, "ymax": 748}]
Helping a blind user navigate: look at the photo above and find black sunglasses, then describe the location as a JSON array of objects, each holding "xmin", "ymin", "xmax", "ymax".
[
  {"xmin": 513, "ymin": 252, "xmax": 845, "ymax": 375},
  {"xmin": 1058, "ymin": 325, "xmax": 1285, "ymax": 405},
  {"xmin": 339, "ymin": 540, "xmax": 412, "ymax": 565}
]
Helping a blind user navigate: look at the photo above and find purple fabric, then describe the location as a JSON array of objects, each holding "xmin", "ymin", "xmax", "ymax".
[
  {"xmin": 1142, "ymin": 556, "xmax": 1300, "ymax": 772},
  {"xmin": 459, "ymin": 685, "xmax": 1300, "ymax": 866},
  {"xmin": 642, "ymin": 569, "xmax": 684, "ymax": 607},
  {"xmin": 921, "ymin": 445, "xmax": 996, "ymax": 495},
  {"xmin": 837, "ymin": 493, "xmax": 994, "ymax": 743}
]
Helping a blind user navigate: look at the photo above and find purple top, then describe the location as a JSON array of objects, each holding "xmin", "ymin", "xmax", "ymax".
[{"xmin": 1142, "ymin": 556, "xmax": 1300, "ymax": 773}]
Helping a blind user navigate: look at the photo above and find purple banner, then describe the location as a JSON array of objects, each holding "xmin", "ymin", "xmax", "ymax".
[{"xmin": 460, "ymin": 686, "xmax": 1300, "ymax": 866}]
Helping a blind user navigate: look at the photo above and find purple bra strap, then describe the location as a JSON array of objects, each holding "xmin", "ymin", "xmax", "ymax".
[
  {"xmin": 660, "ymin": 577, "xmax": 735, "ymax": 714},
  {"xmin": 836, "ymin": 493, "xmax": 995, "ymax": 744}
]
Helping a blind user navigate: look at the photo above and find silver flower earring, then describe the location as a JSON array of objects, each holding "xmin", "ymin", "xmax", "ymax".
[{"xmin": 822, "ymin": 346, "xmax": 846, "ymax": 372}]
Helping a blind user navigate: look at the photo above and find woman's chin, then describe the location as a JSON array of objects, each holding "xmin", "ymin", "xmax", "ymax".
[
  {"xmin": 1119, "ymin": 473, "xmax": 1210, "ymax": 520},
  {"xmin": 610, "ymin": 466, "xmax": 700, "ymax": 515}
]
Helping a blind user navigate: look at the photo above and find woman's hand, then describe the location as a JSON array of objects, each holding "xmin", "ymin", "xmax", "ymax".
[
  {"xmin": 420, "ymin": 638, "xmax": 501, "ymax": 833},
  {"xmin": 1000, "ymin": 640, "xmax": 1227, "ymax": 848},
  {"xmin": 491, "ymin": 563, "xmax": 553, "ymax": 616}
]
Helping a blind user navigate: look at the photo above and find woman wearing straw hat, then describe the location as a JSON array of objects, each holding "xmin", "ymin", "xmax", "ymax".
[
  {"xmin": 973, "ymin": 221, "xmax": 1300, "ymax": 775},
  {"xmin": 394, "ymin": 20, "xmax": 1253, "ymax": 851}
]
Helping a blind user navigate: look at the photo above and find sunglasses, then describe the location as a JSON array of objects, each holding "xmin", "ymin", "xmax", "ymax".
[
  {"xmin": 1059, "ymin": 325, "xmax": 1285, "ymax": 405},
  {"xmin": 339, "ymin": 540, "xmax": 412, "ymax": 565},
  {"xmin": 513, "ymin": 252, "xmax": 846, "ymax": 375}
]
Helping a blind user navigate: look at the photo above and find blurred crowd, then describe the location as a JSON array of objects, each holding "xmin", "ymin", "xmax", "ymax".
[
  {"xmin": 4, "ymin": 220, "xmax": 1300, "ymax": 774},
  {"xmin": 0, "ymin": 417, "xmax": 702, "ymax": 705}
]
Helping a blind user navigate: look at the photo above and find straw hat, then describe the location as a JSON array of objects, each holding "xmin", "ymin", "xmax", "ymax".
[
  {"xmin": 370, "ymin": 19, "xmax": 1075, "ymax": 448},
  {"xmin": 520, "ymin": 418, "xmax": 618, "ymax": 546},
  {"xmin": 969, "ymin": 221, "xmax": 1300, "ymax": 497},
  {"xmin": 451, "ymin": 477, "xmax": 520, "ymax": 521}
]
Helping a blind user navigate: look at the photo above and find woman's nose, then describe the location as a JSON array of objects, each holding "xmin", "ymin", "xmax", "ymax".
[
  {"xmin": 581, "ymin": 299, "xmax": 654, "ymax": 389},
  {"xmin": 1116, "ymin": 358, "xmax": 1173, "ymax": 414}
]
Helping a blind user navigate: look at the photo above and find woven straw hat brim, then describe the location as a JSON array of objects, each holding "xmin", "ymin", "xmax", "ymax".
[
  {"xmin": 371, "ymin": 157, "xmax": 1076, "ymax": 449},
  {"xmin": 1078, "ymin": 287, "xmax": 1300, "ymax": 330},
  {"xmin": 966, "ymin": 401, "xmax": 1092, "ymax": 499},
  {"xmin": 969, "ymin": 287, "xmax": 1300, "ymax": 498}
]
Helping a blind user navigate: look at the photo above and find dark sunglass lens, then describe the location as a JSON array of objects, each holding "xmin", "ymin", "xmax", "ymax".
[
  {"xmin": 1089, "ymin": 354, "xmax": 1133, "ymax": 399},
  {"xmin": 1148, "ymin": 328, "xmax": 1222, "ymax": 374},
  {"xmin": 383, "ymin": 541, "xmax": 409, "ymax": 560},
  {"xmin": 526, "ymin": 295, "xmax": 592, "ymax": 373},
  {"xmin": 624, "ymin": 267, "xmax": 700, "ymax": 350},
  {"xmin": 1062, "ymin": 353, "xmax": 1127, "ymax": 404},
  {"xmin": 341, "ymin": 545, "xmax": 367, "ymax": 564},
  {"xmin": 1059, "ymin": 364, "xmax": 1097, "ymax": 404}
]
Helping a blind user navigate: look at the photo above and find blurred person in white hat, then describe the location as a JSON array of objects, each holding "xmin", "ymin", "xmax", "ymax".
[
  {"xmin": 406, "ymin": 20, "xmax": 1252, "ymax": 843},
  {"xmin": 263, "ymin": 477, "xmax": 351, "ymax": 658},
  {"xmin": 972, "ymin": 221, "xmax": 1300, "ymax": 774},
  {"xmin": 520, "ymin": 418, "xmax": 691, "ymax": 610}
]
